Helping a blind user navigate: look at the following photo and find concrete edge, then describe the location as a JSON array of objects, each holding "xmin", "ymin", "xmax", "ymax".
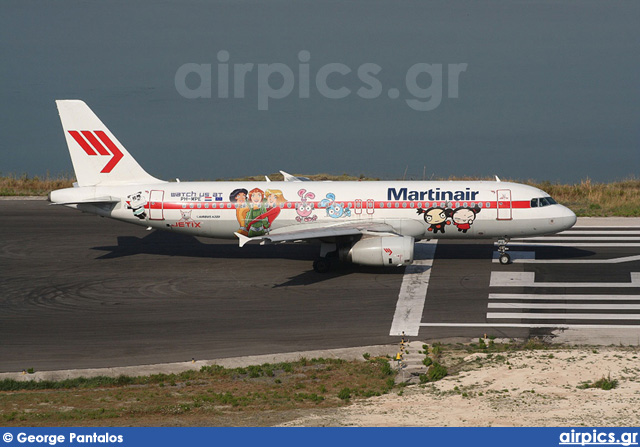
[
  {"xmin": 0, "ymin": 196, "xmax": 46, "ymax": 200},
  {"xmin": 0, "ymin": 344, "xmax": 398, "ymax": 382}
]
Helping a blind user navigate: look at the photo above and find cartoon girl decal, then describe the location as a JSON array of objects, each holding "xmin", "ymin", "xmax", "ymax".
[
  {"xmin": 230, "ymin": 188, "xmax": 249, "ymax": 236},
  {"xmin": 244, "ymin": 187, "xmax": 288, "ymax": 237},
  {"xmin": 265, "ymin": 189, "xmax": 287, "ymax": 208},
  {"xmin": 451, "ymin": 206, "xmax": 481, "ymax": 233}
]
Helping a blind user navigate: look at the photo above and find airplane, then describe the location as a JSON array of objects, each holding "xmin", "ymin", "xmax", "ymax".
[{"xmin": 49, "ymin": 100, "xmax": 577, "ymax": 272}]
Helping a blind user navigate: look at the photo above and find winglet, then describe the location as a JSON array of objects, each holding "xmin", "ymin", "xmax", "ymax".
[{"xmin": 234, "ymin": 232, "xmax": 252, "ymax": 248}]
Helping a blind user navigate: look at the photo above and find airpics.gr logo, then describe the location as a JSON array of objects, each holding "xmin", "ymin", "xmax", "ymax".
[{"xmin": 67, "ymin": 130, "xmax": 123, "ymax": 173}]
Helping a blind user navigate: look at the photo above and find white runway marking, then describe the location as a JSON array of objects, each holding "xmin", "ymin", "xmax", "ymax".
[
  {"xmin": 504, "ymin": 242, "xmax": 640, "ymax": 247},
  {"xmin": 489, "ymin": 293, "xmax": 640, "ymax": 301},
  {"xmin": 493, "ymin": 254, "xmax": 640, "ymax": 264},
  {"xmin": 492, "ymin": 251, "xmax": 535, "ymax": 263},
  {"xmin": 420, "ymin": 322, "xmax": 640, "ymax": 329},
  {"xmin": 389, "ymin": 240, "xmax": 438, "ymax": 336},
  {"xmin": 487, "ymin": 312, "xmax": 640, "ymax": 320},
  {"xmin": 490, "ymin": 271, "xmax": 640, "ymax": 288},
  {"xmin": 488, "ymin": 302, "xmax": 640, "ymax": 310}
]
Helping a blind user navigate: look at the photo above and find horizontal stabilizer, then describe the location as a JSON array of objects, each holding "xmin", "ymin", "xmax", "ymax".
[{"xmin": 49, "ymin": 196, "xmax": 121, "ymax": 206}]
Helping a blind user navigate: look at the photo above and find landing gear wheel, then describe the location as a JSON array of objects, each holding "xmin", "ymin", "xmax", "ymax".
[
  {"xmin": 313, "ymin": 258, "xmax": 331, "ymax": 273},
  {"xmin": 496, "ymin": 237, "xmax": 511, "ymax": 265}
]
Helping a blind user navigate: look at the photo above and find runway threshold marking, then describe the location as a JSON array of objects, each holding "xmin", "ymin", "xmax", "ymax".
[
  {"xmin": 389, "ymin": 240, "xmax": 438, "ymax": 337},
  {"xmin": 488, "ymin": 302, "xmax": 640, "ymax": 310},
  {"xmin": 490, "ymin": 271, "xmax": 640, "ymax": 288},
  {"xmin": 486, "ymin": 312, "xmax": 640, "ymax": 320},
  {"xmin": 490, "ymin": 293, "xmax": 640, "ymax": 301},
  {"xmin": 420, "ymin": 322, "xmax": 640, "ymax": 329}
]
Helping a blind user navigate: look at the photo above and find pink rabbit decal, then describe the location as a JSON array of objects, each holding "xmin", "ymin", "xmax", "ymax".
[{"xmin": 295, "ymin": 189, "xmax": 318, "ymax": 223}]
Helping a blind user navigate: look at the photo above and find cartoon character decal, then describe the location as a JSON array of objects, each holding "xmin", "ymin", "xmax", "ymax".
[
  {"xmin": 319, "ymin": 193, "xmax": 351, "ymax": 218},
  {"xmin": 230, "ymin": 188, "xmax": 249, "ymax": 235},
  {"xmin": 417, "ymin": 207, "xmax": 450, "ymax": 234},
  {"xmin": 178, "ymin": 209, "xmax": 193, "ymax": 222},
  {"xmin": 126, "ymin": 191, "xmax": 147, "ymax": 220},
  {"xmin": 451, "ymin": 206, "xmax": 480, "ymax": 233},
  {"xmin": 296, "ymin": 189, "xmax": 317, "ymax": 223},
  {"xmin": 417, "ymin": 204, "xmax": 481, "ymax": 234},
  {"xmin": 241, "ymin": 187, "xmax": 288, "ymax": 237}
]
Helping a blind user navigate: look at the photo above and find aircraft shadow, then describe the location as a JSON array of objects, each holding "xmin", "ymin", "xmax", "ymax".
[
  {"xmin": 434, "ymin": 242, "xmax": 594, "ymax": 260},
  {"xmin": 92, "ymin": 230, "xmax": 318, "ymax": 262}
]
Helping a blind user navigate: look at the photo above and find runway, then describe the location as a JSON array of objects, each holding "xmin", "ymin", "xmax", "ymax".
[{"xmin": 1, "ymin": 200, "xmax": 639, "ymax": 372}]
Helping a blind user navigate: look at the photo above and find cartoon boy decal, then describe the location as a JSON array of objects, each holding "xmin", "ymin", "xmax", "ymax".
[
  {"xmin": 451, "ymin": 206, "xmax": 481, "ymax": 233},
  {"xmin": 230, "ymin": 188, "xmax": 249, "ymax": 235},
  {"xmin": 127, "ymin": 191, "xmax": 147, "ymax": 220},
  {"xmin": 417, "ymin": 207, "xmax": 451, "ymax": 234}
]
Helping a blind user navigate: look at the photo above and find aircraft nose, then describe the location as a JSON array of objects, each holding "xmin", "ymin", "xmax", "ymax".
[{"xmin": 555, "ymin": 205, "xmax": 577, "ymax": 231}]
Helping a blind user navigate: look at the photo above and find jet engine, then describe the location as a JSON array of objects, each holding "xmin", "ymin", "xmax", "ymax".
[{"xmin": 339, "ymin": 236, "xmax": 414, "ymax": 267}]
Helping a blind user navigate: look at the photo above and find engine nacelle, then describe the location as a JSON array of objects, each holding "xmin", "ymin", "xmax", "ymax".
[{"xmin": 340, "ymin": 236, "xmax": 414, "ymax": 267}]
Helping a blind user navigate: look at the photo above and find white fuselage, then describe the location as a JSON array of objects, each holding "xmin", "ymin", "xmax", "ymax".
[{"xmin": 50, "ymin": 180, "xmax": 577, "ymax": 240}]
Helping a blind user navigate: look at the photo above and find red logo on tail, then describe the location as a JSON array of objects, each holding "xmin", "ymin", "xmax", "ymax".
[{"xmin": 68, "ymin": 130, "xmax": 123, "ymax": 173}]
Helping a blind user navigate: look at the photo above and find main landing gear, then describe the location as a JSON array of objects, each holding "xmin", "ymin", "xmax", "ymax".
[
  {"xmin": 313, "ymin": 258, "xmax": 331, "ymax": 273},
  {"xmin": 497, "ymin": 237, "xmax": 511, "ymax": 265},
  {"xmin": 313, "ymin": 242, "xmax": 339, "ymax": 273}
]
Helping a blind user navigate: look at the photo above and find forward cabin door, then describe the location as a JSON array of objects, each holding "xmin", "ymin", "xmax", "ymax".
[
  {"xmin": 148, "ymin": 190, "xmax": 165, "ymax": 220},
  {"xmin": 496, "ymin": 189, "xmax": 512, "ymax": 220}
]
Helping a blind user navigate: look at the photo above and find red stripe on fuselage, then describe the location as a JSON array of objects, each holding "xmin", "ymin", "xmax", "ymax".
[{"xmin": 150, "ymin": 200, "xmax": 532, "ymax": 210}]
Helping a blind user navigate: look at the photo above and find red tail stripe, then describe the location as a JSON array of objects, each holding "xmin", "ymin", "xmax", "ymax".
[
  {"xmin": 68, "ymin": 131, "xmax": 96, "ymax": 156},
  {"xmin": 81, "ymin": 131, "xmax": 110, "ymax": 156},
  {"xmin": 95, "ymin": 131, "xmax": 124, "ymax": 173}
]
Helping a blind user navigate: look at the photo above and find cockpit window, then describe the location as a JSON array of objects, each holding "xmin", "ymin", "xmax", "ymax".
[{"xmin": 532, "ymin": 196, "xmax": 557, "ymax": 207}]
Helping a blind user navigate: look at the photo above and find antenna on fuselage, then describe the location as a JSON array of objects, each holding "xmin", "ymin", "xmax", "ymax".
[{"xmin": 494, "ymin": 175, "xmax": 501, "ymax": 182}]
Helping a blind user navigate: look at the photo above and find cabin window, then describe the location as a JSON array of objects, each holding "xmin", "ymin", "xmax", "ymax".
[
  {"xmin": 539, "ymin": 197, "xmax": 550, "ymax": 207},
  {"xmin": 548, "ymin": 197, "xmax": 557, "ymax": 204},
  {"xmin": 531, "ymin": 198, "xmax": 538, "ymax": 208}
]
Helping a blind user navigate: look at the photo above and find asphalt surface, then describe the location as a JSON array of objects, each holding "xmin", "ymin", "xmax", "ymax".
[{"xmin": 1, "ymin": 200, "xmax": 639, "ymax": 372}]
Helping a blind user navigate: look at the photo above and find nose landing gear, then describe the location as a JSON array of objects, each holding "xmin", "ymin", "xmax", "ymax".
[{"xmin": 497, "ymin": 237, "xmax": 511, "ymax": 265}]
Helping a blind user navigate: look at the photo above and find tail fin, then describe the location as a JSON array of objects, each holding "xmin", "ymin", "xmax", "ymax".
[{"xmin": 56, "ymin": 100, "xmax": 164, "ymax": 186}]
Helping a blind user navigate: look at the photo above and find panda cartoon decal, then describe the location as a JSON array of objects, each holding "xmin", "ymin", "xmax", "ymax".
[{"xmin": 126, "ymin": 191, "xmax": 147, "ymax": 220}]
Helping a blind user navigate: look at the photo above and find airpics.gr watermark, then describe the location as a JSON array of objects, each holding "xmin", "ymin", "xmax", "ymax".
[{"xmin": 175, "ymin": 50, "xmax": 467, "ymax": 111}]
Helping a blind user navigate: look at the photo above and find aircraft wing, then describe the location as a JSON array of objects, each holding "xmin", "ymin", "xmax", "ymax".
[{"xmin": 234, "ymin": 222, "xmax": 398, "ymax": 247}]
